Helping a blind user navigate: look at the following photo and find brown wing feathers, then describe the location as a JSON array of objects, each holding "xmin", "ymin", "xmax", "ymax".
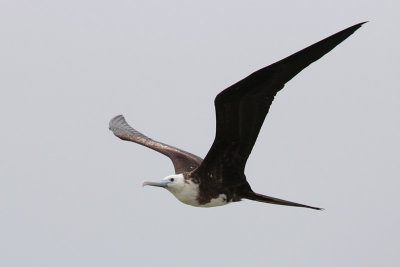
[{"xmin": 109, "ymin": 115, "xmax": 202, "ymax": 174}]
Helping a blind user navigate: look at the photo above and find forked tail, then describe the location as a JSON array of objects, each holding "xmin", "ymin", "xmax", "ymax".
[{"xmin": 245, "ymin": 192, "xmax": 323, "ymax": 210}]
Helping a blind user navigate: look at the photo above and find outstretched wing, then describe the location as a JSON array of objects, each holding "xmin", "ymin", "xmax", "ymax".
[
  {"xmin": 109, "ymin": 115, "xmax": 202, "ymax": 174},
  {"xmin": 194, "ymin": 22, "xmax": 366, "ymax": 183}
]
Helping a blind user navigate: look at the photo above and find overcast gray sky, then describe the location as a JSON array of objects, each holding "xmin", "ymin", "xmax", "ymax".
[{"xmin": 1, "ymin": 1, "xmax": 399, "ymax": 266}]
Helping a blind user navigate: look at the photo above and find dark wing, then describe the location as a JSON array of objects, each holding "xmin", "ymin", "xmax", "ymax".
[
  {"xmin": 194, "ymin": 22, "xmax": 366, "ymax": 183},
  {"xmin": 109, "ymin": 115, "xmax": 202, "ymax": 174}
]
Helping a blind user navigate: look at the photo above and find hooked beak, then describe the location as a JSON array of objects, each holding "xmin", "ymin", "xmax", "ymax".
[{"xmin": 142, "ymin": 180, "xmax": 170, "ymax": 188}]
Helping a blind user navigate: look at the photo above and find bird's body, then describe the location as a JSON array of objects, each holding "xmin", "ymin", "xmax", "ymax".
[
  {"xmin": 167, "ymin": 174, "xmax": 230, "ymax": 208},
  {"xmin": 110, "ymin": 22, "xmax": 365, "ymax": 210}
]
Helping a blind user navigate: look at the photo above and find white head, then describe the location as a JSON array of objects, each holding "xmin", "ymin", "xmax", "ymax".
[
  {"xmin": 142, "ymin": 173, "xmax": 200, "ymax": 206},
  {"xmin": 142, "ymin": 174, "xmax": 185, "ymax": 193}
]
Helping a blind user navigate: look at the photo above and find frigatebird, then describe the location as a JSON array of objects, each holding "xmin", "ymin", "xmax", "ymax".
[{"xmin": 109, "ymin": 22, "xmax": 365, "ymax": 210}]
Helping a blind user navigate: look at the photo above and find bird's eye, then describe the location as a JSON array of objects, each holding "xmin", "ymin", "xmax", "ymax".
[{"xmin": 169, "ymin": 178, "xmax": 174, "ymax": 182}]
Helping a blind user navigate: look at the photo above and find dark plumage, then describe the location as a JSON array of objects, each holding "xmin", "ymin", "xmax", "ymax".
[{"xmin": 110, "ymin": 22, "xmax": 366, "ymax": 209}]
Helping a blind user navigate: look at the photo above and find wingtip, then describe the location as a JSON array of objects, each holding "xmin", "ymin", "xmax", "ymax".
[
  {"xmin": 351, "ymin": 21, "xmax": 368, "ymax": 30},
  {"xmin": 110, "ymin": 114, "xmax": 125, "ymax": 121},
  {"xmin": 109, "ymin": 114, "xmax": 125, "ymax": 130},
  {"xmin": 343, "ymin": 21, "xmax": 368, "ymax": 33},
  {"xmin": 357, "ymin": 21, "xmax": 369, "ymax": 28}
]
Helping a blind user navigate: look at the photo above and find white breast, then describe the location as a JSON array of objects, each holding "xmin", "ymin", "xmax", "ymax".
[
  {"xmin": 170, "ymin": 180, "xmax": 199, "ymax": 206},
  {"xmin": 169, "ymin": 180, "xmax": 229, "ymax": 208}
]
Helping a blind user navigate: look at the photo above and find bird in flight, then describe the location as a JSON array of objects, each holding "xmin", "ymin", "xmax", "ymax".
[{"xmin": 109, "ymin": 22, "xmax": 365, "ymax": 210}]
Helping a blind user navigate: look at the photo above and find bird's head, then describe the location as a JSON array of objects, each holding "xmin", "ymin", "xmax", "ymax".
[{"xmin": 142, "ymin": 174, "xmax": 185, "ymax": 193}]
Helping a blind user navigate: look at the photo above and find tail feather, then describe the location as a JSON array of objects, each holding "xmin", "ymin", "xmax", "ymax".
[{"xmin": 245, "ymin": 192, "xmax": 323, "ymax": 210}]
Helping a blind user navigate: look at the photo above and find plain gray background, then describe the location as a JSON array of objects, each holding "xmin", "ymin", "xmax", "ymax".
[{"xmin": 1, "ymin": 1, "xmax": 399, "ymax": 266}]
